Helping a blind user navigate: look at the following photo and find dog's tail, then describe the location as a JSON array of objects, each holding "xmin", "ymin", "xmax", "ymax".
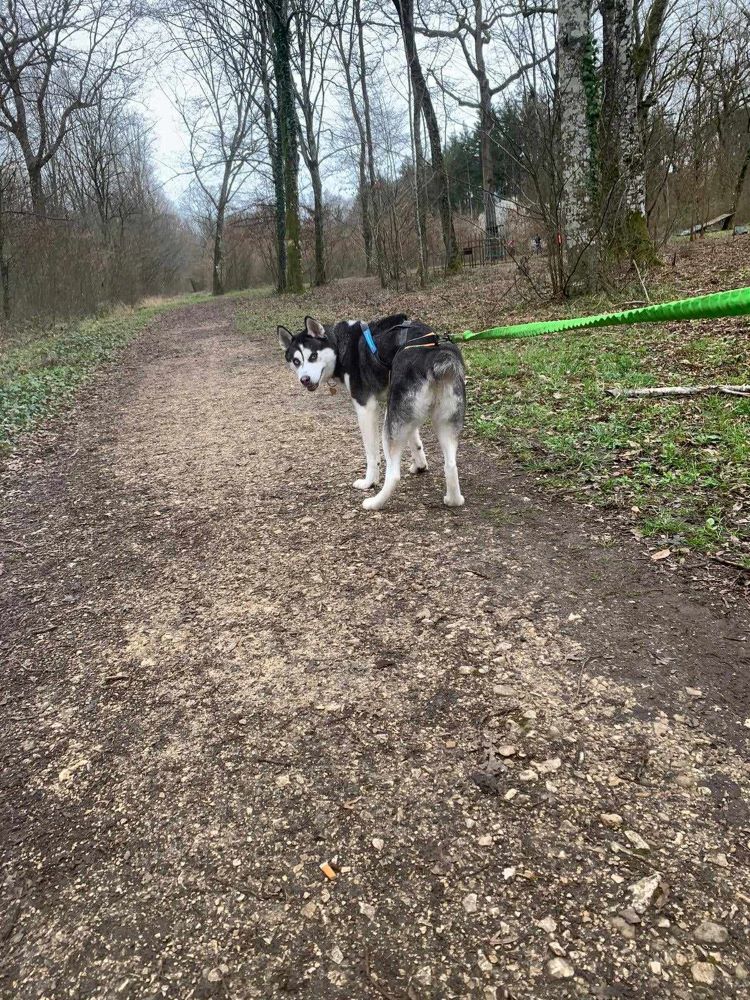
[{"xmin": 430, "ymin": 343, "xmax": 465, "ymax": 381}]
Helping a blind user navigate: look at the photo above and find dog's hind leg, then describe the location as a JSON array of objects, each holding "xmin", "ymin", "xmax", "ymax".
[
  {"xmin": 408, "ymin": 429, "xmax": 428, "ymax": 474},
  {"xmin": 362, "ymin": 415, "xmax": 410, "ymax": 510},
  {"xmin": 432, "ymin": 381, "xmax": 465, "ymax": 507},
  {"xmin": 435, "ymin": 421, "xmax": 464, "ymax": 507},
  {"xmin": 352, "ymin": 398, "xmax": 380, "ymax": 490}
]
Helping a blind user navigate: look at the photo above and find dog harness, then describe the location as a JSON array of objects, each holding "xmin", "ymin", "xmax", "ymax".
[{"xmin": 361, "ymin": 320, "xmax": 441, "ymax": 370}]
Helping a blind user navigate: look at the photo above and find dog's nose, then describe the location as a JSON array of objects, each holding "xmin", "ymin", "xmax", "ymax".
[{"xmin": 300, "ymin": 375, "xmax": 311, "ymax": 386}]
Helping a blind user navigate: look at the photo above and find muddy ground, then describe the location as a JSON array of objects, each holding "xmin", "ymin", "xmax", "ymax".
[{"xmin": 1, "ymin": 299, "xmax": 749, "ymax": 999}]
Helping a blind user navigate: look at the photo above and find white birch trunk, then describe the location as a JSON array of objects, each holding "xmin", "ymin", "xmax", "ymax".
[{"xmin": 557, "ymin": 0, "xmax": 596, "ymax": 289}]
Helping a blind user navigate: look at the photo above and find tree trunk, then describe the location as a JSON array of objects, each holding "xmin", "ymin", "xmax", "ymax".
[
  {"xmin": 731, "ymin": 130, "xmax": 750, "ymax": 216},
  {"xmin": 27, "ymin": 164, "xmax": 46, "ymax": 217},
  {"xmin": 393, "ymin": 0, "xmax": 461, "ymax": 273},
  {"xmin": 296, "ymin": 95, "xmax": 326, "ymax": 284},
  {"xmin": 271, "ymin": 0, "xmax": 303, "ymax": 294},
  {"xmin": 212, "ymin": 202, "xmax": 226, "ymax": 296},
  {"xmin": 309, "ymin": 159, "xmax": 326, "ymax": 286},
  {"xmin": 273, "ymin": 102, "xmax": 288, "ymax": 292},
  {"xmin": 0, "ymin": 257, "xmax": 10, "ymax": 320},
  {"xmin": 355, "ymin": 0, "xmax": 382, "ymax": 282},
  {"xmin": 260, "ymin": 6, "xmax": 286, "ymax": 292},
  {"xmin": 479, "ymin": 78, "xmax": 497, "ymax": 237},
  {"xmin": 471, "ymin": 5, "xmax": 498, "ymax": 239},
  {"xmin": 411, "ymin": 81, "xmax": 428, "ymax": 286},
  {"xmin": 613, "ymin": 0, "xmax": 655, "ymax": 263},
  {"xmin": 557, "ymin": 0, "xmax": 597, "ymax": 292}
]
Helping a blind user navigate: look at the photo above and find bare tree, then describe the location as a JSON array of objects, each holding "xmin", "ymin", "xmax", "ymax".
[
  {"xmin": 291, "ymin": 0, "xmax": 334, "ymax": 285},
  {"xmin": 267, "ymin": 0, "xmax": 304, "ymax": 293},
  {"xmin": 417, "ymin": 1, "xmax": 552, "ymax": 236},
  {"xmin": 393, "ymin": 0, "xmax": 461, "ymax": 272},
  {"xmin": 166, "ymin": 0, "xmax": 263, "ymax": 295},
  {"xmin": 0, "ymin": 0, "xmax": 142, "ymax": 215},
  {"xmin": 330, "ymin": 0, "xmax": 379, "ymax": 277}
]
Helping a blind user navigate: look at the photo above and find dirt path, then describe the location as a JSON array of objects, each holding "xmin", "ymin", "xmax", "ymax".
[{"xmin": 2, "ymin": 300, "xmax": 749, "ymax": 999}]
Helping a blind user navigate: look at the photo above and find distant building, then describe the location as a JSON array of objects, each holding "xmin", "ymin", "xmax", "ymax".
[{"xmin": 480, "ymin": 194, "xmax": 526, "ymax": 237}]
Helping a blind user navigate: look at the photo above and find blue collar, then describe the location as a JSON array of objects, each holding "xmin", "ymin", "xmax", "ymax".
[{"xmin": 362, "ymin": 323, "xmax": 378, "ymax": 356}]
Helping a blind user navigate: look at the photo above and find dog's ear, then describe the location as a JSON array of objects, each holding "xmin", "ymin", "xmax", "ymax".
[
  {"xmin": 277, "ymin": 325, "xmax": 293, "ymax": 350},
  {"xmin": 305, "ymin": 316, "xmax": 326, "ymax": 339}
]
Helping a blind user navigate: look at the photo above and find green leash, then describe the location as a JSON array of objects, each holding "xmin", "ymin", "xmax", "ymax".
[{"xmin": 457, "ymin": 285, "xmax": 750, "ymax": 342}]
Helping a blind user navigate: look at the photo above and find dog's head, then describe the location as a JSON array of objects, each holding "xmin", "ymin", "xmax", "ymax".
[{"xmin": 278, "ymin": 316, "xmax": 337, "ymax": 392}]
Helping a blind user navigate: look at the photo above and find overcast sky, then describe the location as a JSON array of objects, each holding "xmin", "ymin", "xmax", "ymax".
[{"xmin": 139, "ymin": 15, "xmax": 517, "ymax": 213}]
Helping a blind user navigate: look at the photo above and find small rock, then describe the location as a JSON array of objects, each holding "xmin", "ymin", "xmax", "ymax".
[
  {"xmin": 537, "ymin": 916, "xmax": 557, "ymax": 934},
  {"xmin": 359, "ymin": 901, "xmax": 376, "ymax": 921},
  {"xmin": 478, "ymin": 834, "xmax": 493, "ymax": 846},
  {"xmin": 504, "ymin": 788, "xmax": 518, "ymax": 801},
  {"xmin": 649, "ymin": 961, "xmax": 662, "ymax": 976},
  {"xmin": 371, "ymin": 838, "xmax": 384, "ymax": 852},
  {"xmin": 691, "ymin": 962, "xmax": 715, "ymax": 986},
  {"xmin": 620, "ymin": 908, "xmax": 641, "ymax": 925},
  {"xmin": 628, "ymin": 872, "xmax": 666, "ymax": 914},
  {"xmin": 610, "ymin": 916, "xmax": 636, "ymax": 940},
  {"xmin": 497, "ymin": 745, "xmax": 517, "ymax": 757},
  {"xmin": 493, "ymin": 684, "xmax": 514, "ymax": 696},
  {"xmin": 415, "ymin": 966, "xmax": 432, "ymax": 985},
  {"xmin": 206, "ymin": 968, "xmax": 223, "ymax": 983},
  {"xmin": 624, "ymin": 830, "xmax": 650, "ymax": 852},
  {"xmin": 518, "ymin": 769, "xmax": 537, "ymax": 782},
  {"xmin": 686, "ymin": 687, "xmax": 703, "ymax": 698},
  {"xmin": 675, "ymin": 772, "xmax": 697, "ymax": 788},
  {"xmin": 463, "ymin": 893, "xmax": 478, "ymax": 914},
  {"xmin": 275, "ymin": 774, "xmax": 290, "ymax": 787},
  {"xmin": 502, "ymin": 866, "xmax": 516, "ymax": 881},
  {"xmin": 705, "ymin": 851, "xmax": 729, "ymax": 868},
  {"xmin": 331, "ymin": 946, "xmax": 344, "ymax": 966},
  {"xmin": 736, "ymin": 963, "xmax": 748, "ymax": 981},
  {"xmin": 549, "ymin": 941, "xmax": 566, "ymax": 957},
  {"xmin": 694, "ymin": 921, "xmax": 728, "ymax": 945},
  {"xmin": 547, "ymin": 958, "xmax": 574, "ymax": 980},
  {"xmin": 533, "ymin": 757, "xmax": 561, "ymax": 774},
  {"xmin": 600, "ymin": 812, "xmax": 623, "ymax": 829},
  {"xmin": 301, "ymin": 902, "xmax": 317, "ymax": 918}
]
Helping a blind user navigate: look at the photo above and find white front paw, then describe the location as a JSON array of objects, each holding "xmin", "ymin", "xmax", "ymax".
[
  {"xmin": 353, "ymin": 478, "xmax": 372, "ymax": 490},
  {"xmin": 362, "ymin": 495, "xmax": 384, "ymax": 511},
  {"xmin": 444, "ymin": 493, "xmax": 465, "ymax": 507}
]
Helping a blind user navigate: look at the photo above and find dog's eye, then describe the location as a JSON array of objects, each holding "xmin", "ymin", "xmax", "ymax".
[
  {"xmin": 293, "ymin": 358, "xmax": 301, "ymax": 367},
  {"xmin": 309, "ymin": 351, "xmax": 318, "ymax": 362}
]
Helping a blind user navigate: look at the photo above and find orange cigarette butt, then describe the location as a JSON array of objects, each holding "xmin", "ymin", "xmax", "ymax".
[{"xmin": 320, "ymin": 862, "xmax": 337, "ymax": 880}]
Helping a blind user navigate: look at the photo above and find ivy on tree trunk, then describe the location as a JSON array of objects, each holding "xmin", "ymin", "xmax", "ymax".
[
  {"xmin": 557, "ymin": 0, "xmax": 598, "ymax": 292},
  {"xmin": 270, "ymin": 0, "xmax": 303, "ymax": 294}
]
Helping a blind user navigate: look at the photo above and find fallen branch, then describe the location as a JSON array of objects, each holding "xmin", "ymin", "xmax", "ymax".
[{"xmin": 607, "ymin": 384, "xmax": 750, "ymax": 399}]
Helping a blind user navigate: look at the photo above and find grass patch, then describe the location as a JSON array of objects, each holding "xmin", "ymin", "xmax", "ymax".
[
  {"xmin": 0, "ymin": 292, "xmax": 225, "ymax": 452},
  {"xmin": 465, "ymin": 321, "xmax": 750, "ymax": 558}
]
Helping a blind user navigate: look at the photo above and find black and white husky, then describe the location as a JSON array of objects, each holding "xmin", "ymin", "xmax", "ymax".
[{"xmin": 278, "ymin": 314, "xmax": 466, "ymax": 510}]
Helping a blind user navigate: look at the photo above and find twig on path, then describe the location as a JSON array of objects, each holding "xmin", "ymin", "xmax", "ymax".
[
  {"xmin": 709, "ymin": 555, "xmax": 750, "ymax": 574},
  {"xmin": 0, "ymin": 538, "xmax": 27, "ymax": 549},
  {"xmin": 608, "ymin": 384, "xmax": 750, "ymax": 399},
  {"xmin": 575, "ymin": 655, "xmax": 603, "ymax": 700}
]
